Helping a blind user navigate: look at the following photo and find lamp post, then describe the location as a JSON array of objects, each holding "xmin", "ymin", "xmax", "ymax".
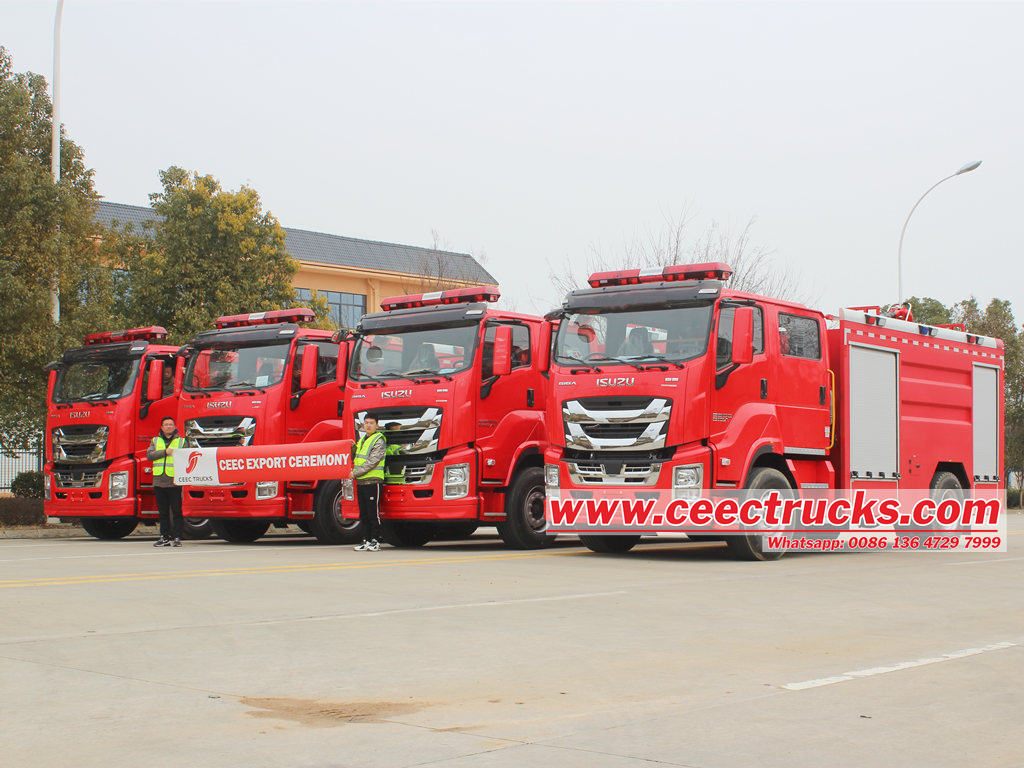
[
  {"xmin": 50, "ymin": 0, "xmax": 66, "ymax": 324},
  {"xmin": 896, "ymin": 160, "xmax": 982, "ymax": 304}
]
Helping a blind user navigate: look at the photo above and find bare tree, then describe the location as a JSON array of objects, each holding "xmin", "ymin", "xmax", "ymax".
[
  {"xmin": 549, "ymin": 207, "xmax": 808, "ymax": 303},
  {"xmin": 398, "ymin": 229, "xmax": 492, "ymax": 295}
]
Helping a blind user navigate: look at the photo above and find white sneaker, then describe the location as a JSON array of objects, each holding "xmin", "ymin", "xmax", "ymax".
[
  {"xmin": 368, "ymin": 540, "xmax": 381, "ymax": 551},
  {"xmin": 354, "ymin": 540, "xmax": 371, "ymax": 551}
]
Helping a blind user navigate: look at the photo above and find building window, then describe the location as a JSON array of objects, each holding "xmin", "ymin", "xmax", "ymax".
[{"xmin": 295, "ymin": 288, "xmax": 367, "ymax": 329}]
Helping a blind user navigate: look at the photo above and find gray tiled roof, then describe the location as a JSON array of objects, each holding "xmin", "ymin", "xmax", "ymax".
[{"xmin": 94, "ymin": 201, "xmax": 497, "ymax": 285}]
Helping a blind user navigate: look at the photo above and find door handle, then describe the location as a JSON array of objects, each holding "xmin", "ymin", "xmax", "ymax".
[
  {"xmin": 527, "ymin": 388, "xmax": 535, "ymax": 407},
  {"xmin": 760, "ymin": 379, "xmax": 768, "ymax": 399},
  {"xmin": 819, "ymin": 385, "xmax": 827, "ymax": 405}
]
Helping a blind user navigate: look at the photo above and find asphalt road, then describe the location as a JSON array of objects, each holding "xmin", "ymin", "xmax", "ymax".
[{"xmin": 3, "ymin": 520, "xmax": 1022, "ymax": 768}]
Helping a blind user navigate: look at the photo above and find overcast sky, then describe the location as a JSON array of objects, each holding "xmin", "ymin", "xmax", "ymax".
[{"xmin": 5, "ymin": 1, "xmax": 1022, "ymax": 318}]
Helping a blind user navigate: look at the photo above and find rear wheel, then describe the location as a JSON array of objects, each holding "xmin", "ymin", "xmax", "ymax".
[
  {"xmin": 80, "ymin": 518, "xmax": 138, "ymax": 540},
  {"xmin": 497, "ymin": 467, "xmax": 554, "ymax": 549},
  {"xmin": 580, "ymin": 534, "xmax": 641, "ymax": 553},
  {"xmin": 210, "ymin": 519, "xmax": 270, "ymax": 543},
  {"xmin": 182, "ymin": 518, "xmax": 214, "ymax": 540},
  {"xmin": 929, "ymin": 470, "xmax": 967, "ymax": 532},
  {"xmin": 380, "ymin": 520, "xmax": 435, "ymax": 548},
  {"xmin": 726, "ymin": 466, "xmax": 791, "ymax": 562},
  {"xmin": 309, "ymin": 480, "xmax": 364, "ymax": 544}
]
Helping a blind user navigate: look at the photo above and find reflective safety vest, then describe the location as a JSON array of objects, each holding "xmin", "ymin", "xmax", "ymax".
[
  {"xmin": 152, "ymin": 435, "xmax": 184, "ymax": 477},
  {"xmin": 354, "ymin": 431, "xmax": 386, "ymax": 482},
  {"xmin": 384, "ymin": 443, "xmax": 405, "ymax": 484}
]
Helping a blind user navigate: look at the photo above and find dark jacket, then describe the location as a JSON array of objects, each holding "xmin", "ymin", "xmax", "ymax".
[{"xmin": 146, "ymin": 430, "xmax": 182, "ymax": 488}]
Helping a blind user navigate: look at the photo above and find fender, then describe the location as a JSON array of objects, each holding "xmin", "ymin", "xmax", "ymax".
[
  {"xmin": 475, "ymin": 409, "xmax": 547, "ymax": 484},
  {"xmin": 301, "ymin": 419, "xmax": 348, "ymax": 444},
  {"xmin": 710, "ymin": 403, "xmax": 784, "ymax": 484}
]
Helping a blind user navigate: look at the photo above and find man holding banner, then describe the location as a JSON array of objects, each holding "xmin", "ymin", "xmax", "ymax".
[
  {"xmin": 148, "ymin": 416, "xmax": 185, "ymax": 547},
  {"xmin": 352, "ymin": 415, "xmax": 387, "ymax": 551}
]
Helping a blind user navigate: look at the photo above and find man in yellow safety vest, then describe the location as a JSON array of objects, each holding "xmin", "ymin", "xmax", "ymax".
[
  {"xmin": 352, "ymin": 415, "xmax": 387, "ymax": 551},
  {"xmin": 146, "ymin": 416, "xmax": 185, "ymax": 547}
]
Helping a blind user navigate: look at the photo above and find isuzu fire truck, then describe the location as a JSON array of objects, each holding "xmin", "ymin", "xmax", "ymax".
[
  {"xmin": 176, "ymin": 309, "xmax": 355, "ymax": 543},
  {"xmin": 332, "ymin": 286, "xmax": 551, "ymax": 548},
  {"xmin": 44, "ymin": 327, "xmax": 212, "ymax": 540},
  {"xmin": 543, "ymin": 263, "xmax": 1005, "ymax": 560}
]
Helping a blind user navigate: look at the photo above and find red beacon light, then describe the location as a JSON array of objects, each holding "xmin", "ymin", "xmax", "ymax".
[
  {"xmin": 84, "ymin": 326, "xmax": 168, "ymax": 345},
  {"xmin": 215, "ymin": 308, "xmax": 316, "ymax": 329},
  {"xmin": 380, "ymin": 286, "xmax": 500, "ymax": 311},
  {"xmin": 588, "ymin": 262, "xmax": 733, "ymax": 288}
]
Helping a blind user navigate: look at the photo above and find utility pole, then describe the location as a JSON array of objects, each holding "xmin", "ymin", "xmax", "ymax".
[{"xmin": 50, "ymin": 0, "xmax": 66, "ymax": 324}]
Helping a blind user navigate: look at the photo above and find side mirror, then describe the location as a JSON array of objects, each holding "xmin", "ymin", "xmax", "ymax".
[
  {"xmin": 537, "ymin": 322, "xmax": 552, "ymax": 373},
  {"xmin": 336, "ymin": 342, "xmax": 349, "ymax": 386},
  {"xmin": 146, "ymin": 359, "xmax": 165, "ymax": 401},
  {"xmin": 299, "ymin": 345, "xmax": 319, "ymax": 391},
  {"xmin": 173, "ymin": 357, "xmax": 185, "ymax": 395},
  {"xmin": 493, "ymin": 325, "xmax": 513, "ymax": 377},
  {"xmin": 731, "ymin": 306, "xmax": 754, "ymax": 365}
]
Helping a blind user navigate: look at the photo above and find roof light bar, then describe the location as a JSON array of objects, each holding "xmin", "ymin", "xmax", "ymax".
[
  {"xmin": 380, "ymin": 286, "xmax": 501, "ymax": 311},
  {"xmin": 214, "ymin": 308, "xmax": 316, "ymax": 329},
  {"xmin": 587, "ymin": 262, "xmax": 733, "ymax": 288},
  {"xmin": 84, "ymin": 326, "xmax": 168, "ymax": 345}
]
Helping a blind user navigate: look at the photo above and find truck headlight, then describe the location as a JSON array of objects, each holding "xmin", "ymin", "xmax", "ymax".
[
  {"xmin": 544, "ymin": 463, "xmax": 559, "ymax": 489},
  {"xmin": 43, "ymin": 472, "xmax": 51, "ymax": 500},
  {"xmin": 255, "ymin": 481, "xmax": 278, "ymax": 500},
  {"xmin": 109, "ymin": 471, "xmax": 129, "ymax": 501},
  {"xmin": 672, "ymin": 464, "xmax": 703, "ymax": 500},
  {"xmin": 443, "ymin": 463, "xmax": 470, "ymax": 500},
  {"xmin": 342, "ymin": 478, "xmax": 354, "ymax": 501}
]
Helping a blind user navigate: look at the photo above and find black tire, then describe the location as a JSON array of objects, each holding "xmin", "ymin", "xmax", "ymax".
[
  {"xmin": 725, "ymin": 466, "xmax": 791, "ymax": 562},
  {"xmin": 80, "ymin": 518, "xmax": 138, "ymax": 540},
  {"xmin": 497, "ymin": 467, "xmax": 554, "ymax": 549},
  {"xmin": 309, "ymin": 480, "xmax": 364, "ymax": 544},
  {"xmin": 380, "ymin": 519, "xmax": 435, "ymax": 548},
  {"xmin": 929, "ymin": 470, "xmax": 967, "ymax": 532},
  {"xmin": 182, "ymin": 518, "xmax": 214, "ymax": 540},
  {"xmin": 210, "ymin": 519, "xmax": 271, "ymax": 543},
  {"xmin": 580, "ymin": 534, "xmax": 641, "ymax": 553}
]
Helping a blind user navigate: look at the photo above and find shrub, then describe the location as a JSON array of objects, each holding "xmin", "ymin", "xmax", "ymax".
[
  {"xmin": 11, "ymin": 470, "xmax": 43, "ymax": 499},
  {"xmin": 0, "ymin": 497, "xmax": 45, "ymax": 527}
]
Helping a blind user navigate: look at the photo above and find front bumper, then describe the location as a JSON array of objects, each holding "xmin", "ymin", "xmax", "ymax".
[
  {"xmin": 44, "ymin": 458, "xmax": 149, "ymax": 519},
  {"xmin": 380, "ymin": 446, "xmax": 479, "ymax": 521},
  {"xmin": 182, "ymin": 481, "xmax": 287, "ymax": 519}
]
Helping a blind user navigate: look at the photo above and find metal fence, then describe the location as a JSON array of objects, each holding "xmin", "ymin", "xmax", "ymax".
[{"xmin": 0, "ymin": 448, "xmax": 43, "ymax": 492}]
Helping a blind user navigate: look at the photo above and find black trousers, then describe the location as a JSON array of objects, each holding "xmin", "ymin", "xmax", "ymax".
[
  {"xmin": 155, "ymin": 485, "xmax": 183, "ymax": 540},
  {"xmin": 356, "ymin": 481, "xmax": 383, "ymax": 542}
]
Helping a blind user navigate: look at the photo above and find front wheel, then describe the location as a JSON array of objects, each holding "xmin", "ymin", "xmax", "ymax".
[
  {"xmin": 580, "ymin": 534, "xmax": 641, "ymax": 554},
  {"xmin": 80, "ymin": 518, "xmax": 138, "ymax": 540},
  {"xmin": 725, "ymin": 466, "xmax": 791, "ymax": 562},
  {"xmin": 497, "ymin": 467, "xmax": 554, "ymax": 549},
  {"xmin": 210, "ymin": 519, "xmax": 270, "ymax": 543},
  {"xmin": 310, "ymin": 480, "xmax": 364, "ymax": 544},
  {"xmin": 182, "ymin": 518, "xmax": 214, "ymax": 540},
  {"xmin": 380, "ymin": 520, "xmax": 435, "ymax": 548}
]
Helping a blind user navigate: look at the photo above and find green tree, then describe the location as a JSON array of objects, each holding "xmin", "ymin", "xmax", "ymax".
[
  {"xmin": 120, "ymin": 167, "xmax": 301, "ymax": 342},
  {"xmin": 907, "ymin": 296, "xmax": 950, "ymax": 326},
  {"xmin": 0, "ymin": 47, "xmax": 111, "ymax": 450}
]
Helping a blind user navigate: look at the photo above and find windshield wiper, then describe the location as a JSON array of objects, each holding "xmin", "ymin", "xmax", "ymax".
[
  {"xmin": 404, "ymin": 368, "xmax": 453, "ymax": 382},
  {"xmin": 633, "ymin": 354, "xmax": 686, "ymax": 370},
  {"xmin": 589, "ymin": 355, "xmax": 646, "ymax": 371},
  {"xmin": 558, "ymin": 354, "xmax": 603, "ymax": 373}
]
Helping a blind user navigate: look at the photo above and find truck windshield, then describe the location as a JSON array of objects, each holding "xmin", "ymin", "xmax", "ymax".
[
  {"xmin": 352, "ymin": 324, "xmax": 479, "ymax": 379},
  {"xmin": 184, "ymin": 342, "xmax": 292, "ymax": 391},
  {"xmin": 52, "ymin": 356, "xmax": 141, "ymax": 403},
  {"xmin": 554, "ymin": 305, "xmax": 714, "ymax": 367}
]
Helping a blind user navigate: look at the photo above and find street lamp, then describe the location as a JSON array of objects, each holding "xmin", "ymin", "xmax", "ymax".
[
  {"xmin": 896, "ymin": 160, "xmax": 982, "ymax": 304},
  {"xmin": 50, "ymin": 0, "xmax": 66, "ymax": 324}
]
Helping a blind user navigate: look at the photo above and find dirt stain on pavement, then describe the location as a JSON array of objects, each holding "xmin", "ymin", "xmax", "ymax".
[{"xmin": 241, "ymin": 696, "xmax": 423, "ymax": 727}]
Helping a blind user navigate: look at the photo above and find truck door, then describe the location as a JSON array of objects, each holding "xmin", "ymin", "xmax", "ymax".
[
  {"xmin": 475, "ymin": 320, "xmax": 545, "ymax": 482},
  {"xmin": 285, "ymin": 340, "xmax": 343, "ymax": 443},
  {"xmin": 709, "ymin": 303, "xmax": 770, "ymax": 482},
  {"xmin": 136, "ymin": 354, "xmax": 177, "ymax": 495},
  {"xmin": 773, "ymin": 311, "xmax": 830, "ymax": 452}
]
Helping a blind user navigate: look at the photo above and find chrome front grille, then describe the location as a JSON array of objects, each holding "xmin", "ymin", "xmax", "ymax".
[
  {"xmin": 358, "ymin": 407, "xmax": 442, "ymax": 455},
  {"xmin": 567, "ymin": 459, "xmax": 662, "ymax": 485},
  {"xmin": 185, "ymin": 416, "xmax": 256, "ymax": 448},
  {"xmin": 51, "ymin": 424, "xmax": 108, "ymax": 463},
  {"xmin": 562, "ymin": 397, "xmax": 671, "ymax": 450},
  {"xmin": 52, "ymin": 467, "xmax": 104, "ymax": 488},
  {"xmin": 386, "ymin": 460, "xmax": 435, "ymax": 486}
]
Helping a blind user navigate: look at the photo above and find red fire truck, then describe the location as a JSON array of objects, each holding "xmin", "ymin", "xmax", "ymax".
[
  {"xmin": 543, "ymin": 263, "xmax": 1005, "ymax": 560},
  {"xmin": 175, "ymin": 308, "xmax": 355, "ymax": 543},
  {"xmin": 332, "ymin": 286, "xmax": 551, "ymax": 548},
  {"xmin": 44, "ymin": 327, "xmax": 212, "ymax": 540}
]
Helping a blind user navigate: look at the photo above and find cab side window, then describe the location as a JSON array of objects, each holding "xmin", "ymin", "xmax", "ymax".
[
  {"xmin": 778, "ymin": 313, "xmax": 821, "ymax": 359},
  {"xmin": 292, "ymin": 341, "xmax": 340, "ymax": 391},
  {"xmin": 141, "ymin": 358, "xmax": 174, "ymax": 400},
  {"xmin": 481, "ymin": 323, "xmax": 532, "ymax": 378},
  {"xmin": 716, "ymin": 306, "xmax": 764, "ymax": 369}
]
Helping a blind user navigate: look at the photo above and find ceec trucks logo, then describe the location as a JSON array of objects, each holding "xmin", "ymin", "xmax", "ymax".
[
  {"xmin": 595, "ymin": 377, "xmax": 636, "ymax": 387},
  {"xmin": 186, "ymin": 451, "xmax": 202, "ymax": 474}
]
